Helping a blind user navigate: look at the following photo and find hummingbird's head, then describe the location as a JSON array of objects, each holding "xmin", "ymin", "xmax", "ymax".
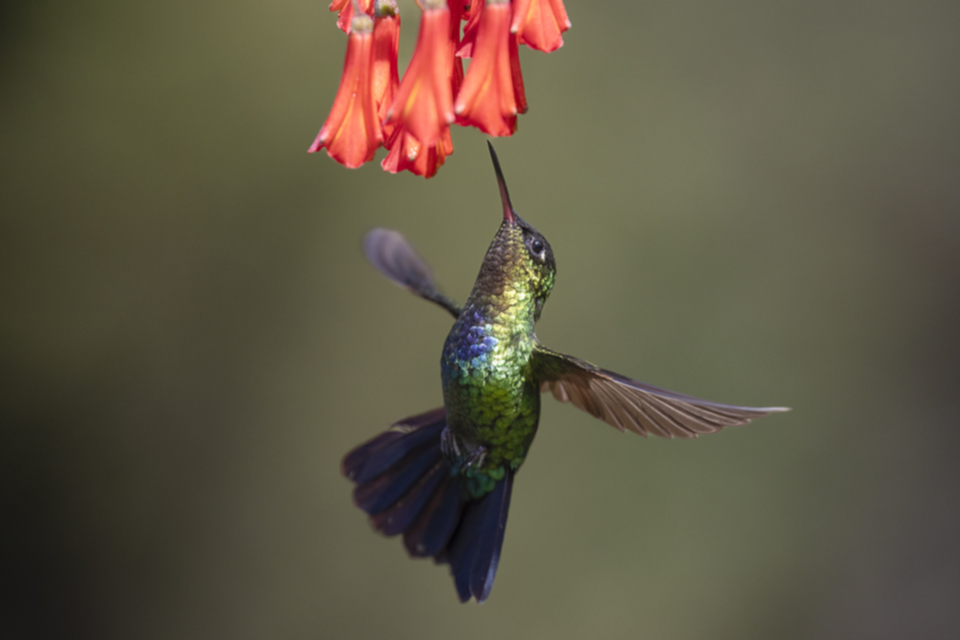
[{"xmin": 475, "ymin": 144, "xmax": 556, "ymax": 321}]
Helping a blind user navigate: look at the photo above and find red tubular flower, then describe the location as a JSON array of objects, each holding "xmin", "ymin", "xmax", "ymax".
[
  {"xmin": 309, "ymin": 14, "xmax": 382, "ymax": 168},
  {"xmin": 330, "ymin": 0, "xmax": 374, "ymax": 33},
  {"xmin": 371, "ymin": 0, "xmax": 400, "ymax": 140},
  {"xmin": 382, "ymin": 0, "xmax": 454, "ymax": 177},
  {"xmin": 386, "ymin": 0, "xmax": 453, "ymax": 148},
  {"xmin": 510, "ymin": 0, "xmax": 570, "ymax": 53},
  {"xmin": 454, "ymin": 1, "xmax": 520, "ymax": 137}
]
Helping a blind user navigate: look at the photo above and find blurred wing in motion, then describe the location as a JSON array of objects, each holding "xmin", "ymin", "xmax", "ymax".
[
  {"xmin": 533, "ymin": 347, "xmax": 789, "ymax": 439},
  {"xmin": 363, "ymin": 228, "xmax": 462, "ymax": 318}
]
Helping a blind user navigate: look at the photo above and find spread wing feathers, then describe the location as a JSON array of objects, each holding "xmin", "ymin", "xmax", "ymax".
[
  {"xmin": 364, "ymin": 228, "xmax": 462, "ymax": 318},
  {"xmin": 534, "ymin": 347, "xmax": 789, "ymax": 439}
]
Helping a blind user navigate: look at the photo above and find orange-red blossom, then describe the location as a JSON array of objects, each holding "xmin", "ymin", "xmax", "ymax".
[
  {"xmin": 455, "ymin": 1, "xmax": 527, "ymax": 137},
  {"xmin": 381, "ymin": 0, "xmax": 455, "ymax": 178},
  {"xmin": 308, "ymin": 14, "xmax": 382, "ymax": 168},
  {"xmin": 510, "ymin": 0, "xmax": 570, "ymax": 53},
  {"xmin": 371, "ymin": 1, "xmax": 400, "ymax": 140},
  {"xmin": 311, "ymin": 0, "xmax": 571, "ymax": 178}
]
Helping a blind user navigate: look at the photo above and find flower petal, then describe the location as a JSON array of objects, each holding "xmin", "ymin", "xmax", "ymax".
[
  {"xmin": 454, "ymin": 1, "xmax": 518, "ymax": 137},
  {"xmin": 510, "ymin": 0, "xmax": 570, "ymax": 53},
  {"xmin": 310, "ymin": 16, "xmax": 382, "ymax": 168},
  {"xmin": 509, "ymin": 32, "xmax": 527, "ymax": 115},
  {"xmin": 387, "ymin": 1, "xmax": 453, "ymax": 149},
  {"xmin": 372, "ymin": 1, "xmax": 401, "ymax": 139},
  {"xmin": 381, "ymin": 127, "xmax": 453, "ymax": 178}
]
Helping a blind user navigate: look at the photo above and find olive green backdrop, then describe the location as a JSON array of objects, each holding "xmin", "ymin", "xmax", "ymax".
[{"xmin": 2, "ymin": 1, "xmax": 958, "ymax": 638}]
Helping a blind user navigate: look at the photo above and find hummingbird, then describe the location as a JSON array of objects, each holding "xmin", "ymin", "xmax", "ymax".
[{"xmin": 342, "ymin": 143, "xmax": 788, "ymax": 603}]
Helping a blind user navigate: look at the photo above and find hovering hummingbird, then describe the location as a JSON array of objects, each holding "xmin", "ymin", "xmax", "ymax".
[{"xmin": 342, "ymin": 143, "xmax": 787, "ymax": 603}]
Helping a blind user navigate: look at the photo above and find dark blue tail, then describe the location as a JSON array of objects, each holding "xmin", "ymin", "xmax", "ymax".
[{"xmin": 342, "ymin": 408, "xmax": 513, "ymax": 603}]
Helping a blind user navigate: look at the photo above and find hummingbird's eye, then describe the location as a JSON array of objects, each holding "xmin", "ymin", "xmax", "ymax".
[{"xmin": 530, "ymin": 238, "xmax": 545, "ymax": 255}]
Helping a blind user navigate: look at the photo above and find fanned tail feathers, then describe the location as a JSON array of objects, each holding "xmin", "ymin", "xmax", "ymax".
[{"xmin": 342, "ymin": 408, "xmax": 513, "ymax": 603}]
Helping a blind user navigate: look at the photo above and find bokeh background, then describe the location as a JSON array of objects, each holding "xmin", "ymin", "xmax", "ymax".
[{"xmin": 3, "ymin": 1, "xmax": 959, "ymax": 638}]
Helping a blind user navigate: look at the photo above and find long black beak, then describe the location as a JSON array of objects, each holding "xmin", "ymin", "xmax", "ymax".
[{"xmin": 487, "ymin": 141, "xmax": 516, "ymax": 225}]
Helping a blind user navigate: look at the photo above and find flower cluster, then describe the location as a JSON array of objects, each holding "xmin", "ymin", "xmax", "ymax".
[{"xmin": 310, "ymin": 0, "xmax": 570, "ymax": 178}]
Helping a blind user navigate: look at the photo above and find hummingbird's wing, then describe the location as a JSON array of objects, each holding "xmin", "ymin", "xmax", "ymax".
[
  {"xmin": 364, "ymin": 228, "xmax": 462, "ymax": 318},
  {"xmin": 533, "ymin": 347, "xmax": 788, "ymax": 439}
]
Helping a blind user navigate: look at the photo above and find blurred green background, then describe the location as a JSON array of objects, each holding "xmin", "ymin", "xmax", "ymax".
[{"xmin": 2, "ymin": 1, "xmax": 959, "ymax": 638}]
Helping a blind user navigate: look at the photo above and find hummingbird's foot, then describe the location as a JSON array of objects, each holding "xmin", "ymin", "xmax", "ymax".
[
  {"xmin": 440, "ymin": 427, "xmax": 488, "ymax": 468},
  {"xmin": 440, "ymin": 426, "xmax": 461, "ymax": 459},
  {"xmin": 463, "ymin": 445, "xmax": 487, "ymax": 470}
]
